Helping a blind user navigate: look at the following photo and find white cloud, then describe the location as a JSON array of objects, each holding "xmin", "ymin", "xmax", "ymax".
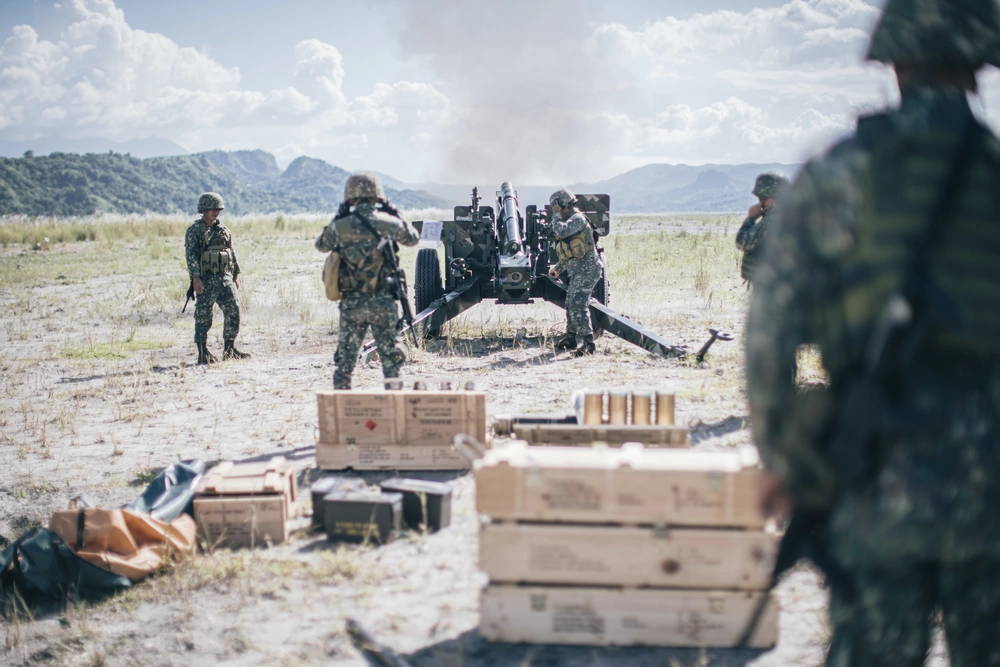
[{"xmin": 0, "ymin": 0, "xmax": 453, "ymax": 179}]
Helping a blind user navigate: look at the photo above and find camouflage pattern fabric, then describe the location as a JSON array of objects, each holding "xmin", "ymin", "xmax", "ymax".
[
  {"xmin": 316, "ymin": 202, "xmax": 418, "ymax": 387},
  {"xmin": 734, "ymin": 209, "xmax": 772, "ymax": 284},
  {"xmin": 185, "ymin": 218, "xmax": 241, "ymax": 345},
  {"xmin": 746, "ymin": 84, "xmax": 1000, "ymax": 665},
  {"xmin": 184, "ymin": 219, "xmax": 241, "ymax": 281},
  {"xmin": 551, "ymin": 210, "xmax": 602, "ymax": 338},
  {"xmin": 194, "ymin": 275, "xmax": 240, "ymax": 345},
  {"xmin": 751, "ymin": 173, "xmax": 788, "ymax": 199},
  {"xmin": 333, "ymin": 293, "xmax": 404, "ymax": 389},
  {"xmin": 867, "ymin": 0, "xmax": 1000, "ymax": 68}
]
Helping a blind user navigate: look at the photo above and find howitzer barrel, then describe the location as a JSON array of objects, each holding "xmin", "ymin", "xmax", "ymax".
[{"xmin": 499, "ymin": 181, "xmax": 522, "ymax": 254}]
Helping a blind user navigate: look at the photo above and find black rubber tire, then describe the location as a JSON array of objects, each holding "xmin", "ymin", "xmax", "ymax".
[{"xmin": 414, "ymin": 248, "xmax": 443, "ymax": 314}]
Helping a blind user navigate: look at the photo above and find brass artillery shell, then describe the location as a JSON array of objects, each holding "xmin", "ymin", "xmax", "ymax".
[
  {"xmin": 583, "ymin": 392, "xmax": 604, "ymax": 425},
  {"xmin": 656, "ymin": 393, "xmax": 676, "ymax": 425},
  {"xmin": 608, "ymin": 392, "xmax": 628, "ymax": 425},
  {"xmin": 631, "ymin": 392, "xmax": 651, "ymax": 425}
]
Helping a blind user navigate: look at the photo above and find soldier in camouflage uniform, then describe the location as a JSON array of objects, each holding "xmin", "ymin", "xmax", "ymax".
[
  {"xmin": 547, "ymin": 189, "xmax": 603, "ymax": 356},
  {"xmin": 315, "ymin": 173, "xmax": 419, "ymax": 389},
  {"xmin": 185, "ymin": 192, "xmax": 250, "ymax": 365},
  {"xmin": 735, "ymin": 173, "xmax": 788, "ymax": 284},
  {"xmin": 746, "ymin": 1, "xmax": 1000, "ymax": 664}
]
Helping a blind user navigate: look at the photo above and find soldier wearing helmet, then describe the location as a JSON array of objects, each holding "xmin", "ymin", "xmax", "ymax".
[
  {"xmin": 184, "ymin": 192, "xmax": 250, "ymax": 364},
  {"xmin": 546, "ymin": 188, "xmax": 603, "ymax": 356},
  {"xmin": 735, "ymin": 173, "xmax": 788, "ymax": 285},
  {"xmin": 315, "ymin": 172, "xmax": 418, "ymax": 389},
  {"xmin": 746, "ymin": 0, "xmax": 1000, "ymax": 664}
]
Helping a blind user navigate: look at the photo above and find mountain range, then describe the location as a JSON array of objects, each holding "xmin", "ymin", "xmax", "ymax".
[{"xmin": 0, "ymin": 146, "xmax": 798, "ymax": 217}]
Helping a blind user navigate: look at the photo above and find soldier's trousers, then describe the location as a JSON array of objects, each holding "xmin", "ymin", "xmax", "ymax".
[
  {"xmin": 564, "ymin": 265, "xmax": 600, "ymax": 338},
  {"xmin": 334, "ymin": 293, "xmax": 405, "ymax": 389},
  {"xmin": 825, "ymin": 557, "xmax": 1000, "ymax": 666},
  {"xmin": 194, "ymin": 274, "xmax": 240, "ymax": 344}
]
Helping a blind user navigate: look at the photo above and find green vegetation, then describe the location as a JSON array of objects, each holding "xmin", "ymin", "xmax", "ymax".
[
  {"xmin": 0, "ymin": 150, "xmax": 444, "ymax": 216},
  {"xmin": 63, "ymin": 335, "xmax": 173, "ymax": 360}
]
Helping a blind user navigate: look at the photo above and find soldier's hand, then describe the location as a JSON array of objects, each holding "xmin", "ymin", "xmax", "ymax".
[
  {"xmin": 193, "ymin": 277, "xmax": 205, "ymax": 295},
  {"xmin": 548, "ymin": 267, "xmax": 559, "ymax": 279},
  {"xmin": 748, "ymin": 203, "xmax": 763, "ymax": 218},
  {"xmin": 759, "ymin": 470, "xmax": 792, "ymax": 519},
  {"xmin": 233, "ymin": 275, "xmax": 241, "ymax": 289}
]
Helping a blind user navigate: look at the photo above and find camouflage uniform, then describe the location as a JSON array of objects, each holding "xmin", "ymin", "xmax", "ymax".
[
  {"xmin": 746, "ymin": 1, "xmax": 1000, "ymax": 665},
  {"xmin": 550, "ymin": 190, "xmax": 602, "ymax": 353},
  {"xmin": 735, "ymin": 173, "xmax": 788, "ymax": 284},
  {"xmin": 316, "ymin": 176, "xmax": 419, "ymax": 389},
  {"xmin": 185, "ymin": 195, "xmax": 244, "ymax": 362}
]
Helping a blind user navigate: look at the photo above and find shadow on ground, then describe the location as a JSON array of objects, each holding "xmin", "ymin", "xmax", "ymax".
[
  {"xmin": 400, "ymin": 628, "xmax": 768, "ymax": 667},
  {"xmin": 690, "ymin": 416, "xmax": 748, "ymax": 445}
]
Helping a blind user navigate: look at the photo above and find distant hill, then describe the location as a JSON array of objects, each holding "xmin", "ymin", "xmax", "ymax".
[
  {"xmin": 0, "ymin": 150, "xmax": 447, "ymax": 216},
  {"xmin": 410, "ymin": 163, "xmax": 800, "ymax": 214},
  {"xmin": 572, "ymin": 163, "xmax": 800, "ymax": 213}
]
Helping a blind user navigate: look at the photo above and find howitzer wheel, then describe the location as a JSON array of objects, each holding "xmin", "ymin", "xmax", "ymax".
[{"xmin": 415, "ymin": 248, "xmax": 443, "ymax": 335}]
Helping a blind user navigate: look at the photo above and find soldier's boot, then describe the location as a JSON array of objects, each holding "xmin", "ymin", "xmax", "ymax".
[
  {"xmin": 196, "ymin": 343, "xmax": 217, "ymax": 365},
  {"xmin": 573, "ymin": 335, "xmax": 596, "ymax": 357},
  {"xmin": 223, "ymin": 340, "xmax": 251, "ymax": 360},
  {"xmin": 384, "ymin": 379, "xmax": 403, "ymax": 390},
  {"xmin": 553, "ymin": 333, "xmax": 576, "ymax": 351}
]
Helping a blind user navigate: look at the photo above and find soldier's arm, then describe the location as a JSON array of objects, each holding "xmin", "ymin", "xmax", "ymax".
[
  {"xmin": 315, "ymin": 222, "xmax": 339, "ymax": 252},
  {"xmin": 746, "ymin": 164, "xmax": 831, "ymax": 480},
  {"xmin": 382, "ymin": 216, "xmax": 419, "ymax": 247},
  {"xmin": 184, "ymin": 225, "xmax": 202, "ymax": 280},
  {"xmin": 228, "ymin": 229, "xmax": 241, "ymax": 278},
  {"xmin": 735, "ymin": 215, "xmax": 757, "ymax": 250},
  {"xmin": 549, "ymin": 212, "xmax": 587, "ymax": 240}
]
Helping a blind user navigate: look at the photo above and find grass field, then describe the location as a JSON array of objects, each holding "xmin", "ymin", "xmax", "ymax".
[{"xmin": 0, "ymin": 211, "xmax": 842, "ymax": 667}]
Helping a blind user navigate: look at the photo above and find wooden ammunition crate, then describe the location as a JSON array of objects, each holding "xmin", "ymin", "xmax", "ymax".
[
  {"xmin": 193, "ymin": 457, "xmax": 297, "ymax": 548},
  {"xmin": 475, "ymin": 442, "xmax": 765, "ymax": 528},
  {"xmin": 480, "ymin": 585, "xmax": 778, "ymax": 648},
  {"xmin": 507, "ymin": 422, "xmax": 689, "ymax": 447},
  {"xmin": 480, "ymin": 522, "xmax": 777, "ymax": 589},
  {"xmin": 316, "ymin": 390, "xmax": 487, "ymax": 470}
]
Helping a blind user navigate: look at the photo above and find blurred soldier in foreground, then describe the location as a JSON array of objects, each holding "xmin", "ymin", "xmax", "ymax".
[
  {"xmin": 316, "ymin": 172, "xmax": 418, "ymax": 389},
  {"xmin": 185, "ymin": 192, "xmax": 249, "ymax": 365},
  {"xmin": 735, "ymin": 172, "xmax": 788, "ymax": 285},
  {"xmin": 547, "ymin": 189, "xmax": 602, "ymax": 356},
  {"xmin": 747, "ymin": 0, "xmax": 1000, "ymax": 664}
]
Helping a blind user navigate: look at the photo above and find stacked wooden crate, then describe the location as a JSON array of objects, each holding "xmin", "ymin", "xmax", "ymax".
[
  {"xmin": 316, "ymin": 389, "xmax": 487, "ymax": 470},
  {"xmin": 475, "ymin": 442, "xmax": 779, "ymax": 648}
]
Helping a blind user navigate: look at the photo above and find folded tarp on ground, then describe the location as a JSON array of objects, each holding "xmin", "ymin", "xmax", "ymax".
[{"xmin": 0, "ymin": 460, "xmax": 205, "ymax": 613}]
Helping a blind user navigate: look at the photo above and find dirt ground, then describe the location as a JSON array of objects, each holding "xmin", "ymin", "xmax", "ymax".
[{"xmin": 0, "ymin": 219, "xmax": 947, "ymax": 666}]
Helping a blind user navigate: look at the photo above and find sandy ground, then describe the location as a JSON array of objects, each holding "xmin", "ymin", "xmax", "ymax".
[{"xmin": 0, "ymin": 232, "xmax": 948, "ymax": 666}]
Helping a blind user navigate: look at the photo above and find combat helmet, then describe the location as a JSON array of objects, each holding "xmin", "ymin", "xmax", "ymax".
[
  {"xmin": 197, "ymin": 192, "xmax": 225, "ymax": 213},
  {"xmin": 867, "ymin": 0, "xmax": 1000, "ymax": 70},
  {"xmin": 752, "ymin": 173, "xmax": 789, "ymax": 200},
  {"xmin": 344, "ymin": 172, "xmax": 386, "ymax": 202},
  {"xmin": 549, "ymin": 188, "xmax": 577, "ymax": 209}
]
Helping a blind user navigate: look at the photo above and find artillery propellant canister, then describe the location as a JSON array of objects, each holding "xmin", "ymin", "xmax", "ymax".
[
  {"xmin": 413, "ymin": 381, "xmax": 427, "ymax": 391},
  {"xmin": 323, "ymin": 490, "xmax": 402, "ymax": 545},
  {"xmin": 439, "ymin": 381, "xmax": 453, "ymax": 390},
  {"xmin": 631, "ymin": 392, "xmax": 651, "ymax": 425},
  {"xmin": 583, "ymin": 392, "xmax": 604, "ymax": 425},
  {"xmin": 656, "ymin": 393, "xmax": 676, "ymax": 425},
  {"xmin": 608, "ymin": 392, "xmax": 628, "ymax": 425},
  {"xmin": 379, "ymin": 477, "xmax": 453, "ymax": 532},
  {"xmin": 310, "ymin": 475, "xmax": 368, "ymax": 529}
]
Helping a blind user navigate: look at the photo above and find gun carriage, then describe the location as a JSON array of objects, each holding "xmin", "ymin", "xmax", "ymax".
[{"xmin": 364, "ymin": 182, "xmax": 685, "ymax": 358}]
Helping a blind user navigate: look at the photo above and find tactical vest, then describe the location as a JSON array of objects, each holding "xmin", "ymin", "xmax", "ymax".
[
  {"xmin": 739, "ymin": 216, "xmax": 767, "ymax": 282},
  {"xmin": 199, "ymin": 226, "xmax": 232, "ymax": 275},
  {"xmin": 836, "ymin": 113, "xmax": 1000, "ymax": 362},
  {"xmin": 333, "ymin": 214, "xmax": 388, "ymax": 294},
  {"xmin": 555, "ymin": 225, "xmax": 596, "ymax": 262}
]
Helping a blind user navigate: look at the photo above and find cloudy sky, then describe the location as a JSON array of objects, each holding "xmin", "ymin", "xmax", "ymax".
[{"xmin": 1, "ymin": 0, "xmax": 997, "ymax": 184}]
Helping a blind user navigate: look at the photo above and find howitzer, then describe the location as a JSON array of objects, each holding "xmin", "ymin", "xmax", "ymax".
[{"xmin": 361, "ymin": 182, "xmax": 686, "ymax": 359}]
